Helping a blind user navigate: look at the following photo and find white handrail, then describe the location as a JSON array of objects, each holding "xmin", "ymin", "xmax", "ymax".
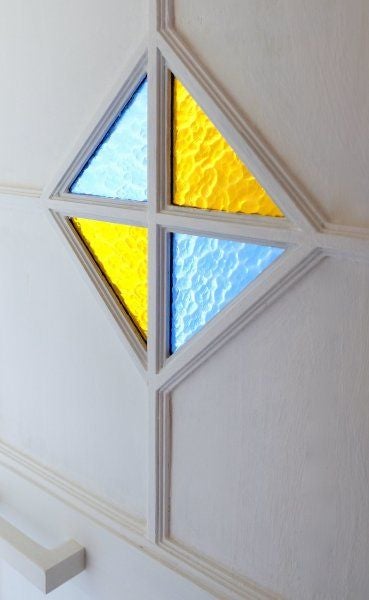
[{"xmin": 0, "ymin": 515, "xmax": 85, "ymax": 593}]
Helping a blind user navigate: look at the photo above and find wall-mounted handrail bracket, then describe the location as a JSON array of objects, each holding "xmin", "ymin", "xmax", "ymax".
[{"xmin": 0, "ymin": 515, "xmax": 85, "ymax": 593}]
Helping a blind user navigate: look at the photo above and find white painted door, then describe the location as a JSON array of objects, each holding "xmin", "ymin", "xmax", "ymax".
[{"xmin": 1, "ymin": 2, "xmax": 369, "ymax": 599}]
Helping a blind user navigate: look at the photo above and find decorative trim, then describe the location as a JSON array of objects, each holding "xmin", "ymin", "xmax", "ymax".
[
  {"xmin": 156, "ymin": 210, "xmax": 301, "ymax": 245},
  {"xmin": 49, "ymin": 210, "xmax": 147, "ymax": 374},
  {"xmin": 146, "ymin": 39, "xmax": 171, "ymax": 543},
  {"xmin": 49, "ymin": 197, "xmax": 148, "ymax": 227},
  {"xmin": 322, "ymin": 222, "xmax": 369, "ymax": 239},
  {"xmin": 52, "ymin": 192, "xmax": 149, "ymax": 214},
  {"xmin": 147, "ymin": 48, "xmax": 170, "ymax": 376},
  {"xmin": 148, "ymin": 226, "xmax": 170, "ymax": 375},
  {"xmin": 154, "ymin": 50, "xmax": 173, "ymax": 215},
  {"xmin": 0, "ymin": 440, "xmax": 145, "ymax": 540},
  {"xmin": 0, "ymin": 185, "xmax": 41, "ymax": 199},
  {"xmin": 146, "ymin": 388, "xmax": 165, "ymax": 543},
  {"xmin": 316, "ymin": 224, "xmax": 369, "ymax": 262},
  {"xmin": 144, "ymin": 225, "xmax": 171, "ymax": 376},
  {"xmin": 159, "ymin": 538, "xmax": 283, "ymax": 600}
]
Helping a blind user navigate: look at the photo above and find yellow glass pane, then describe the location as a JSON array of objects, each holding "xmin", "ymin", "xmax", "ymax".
[
  {"xmin": 72, "ymin": 217, "xmax": 148, "ymax": 339},
  {"xmin": 172, "ymin": 78, "xmax": 283, "ymax": 217}
]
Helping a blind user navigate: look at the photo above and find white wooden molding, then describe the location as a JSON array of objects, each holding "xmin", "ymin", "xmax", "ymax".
[
  {"xmin": 0, "ymin": 190, "xmax": 44, "ymax": 216},
  {"xmin": 0, "ymin": 440, "xmax": 145, "ymax": 542},
  {"xmin": 0, "ymin": 514, "xmax": 85, "ymax": 594},
  {"xmin": 316, "ymin": 225, "xmax": 369, "ymax": 262},
  {"xmin": 0, "ymin": 185, "xmax": 41, "ymax": 199},
  {"xmin": 49, "ymin": 196, "xmax": 148, "ymax": 227},
  {"xmin": 159, "ymin": 538, "xmax": 283, "ymax": 600},
  {"xmin": 146, "ymin": 32, "xmax": 169, "ymax": 543}
]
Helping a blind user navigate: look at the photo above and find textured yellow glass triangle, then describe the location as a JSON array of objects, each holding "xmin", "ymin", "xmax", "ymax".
[
  {"xmin": 172, "ymin": 78, "xmax": 283, "ymax": 217},
  {"xmin": 71, "ymin": 217, "xmax": 148, "ymax": 339}
]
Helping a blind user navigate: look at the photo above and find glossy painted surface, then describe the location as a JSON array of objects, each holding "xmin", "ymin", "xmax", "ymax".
[
  {"xmin": 70, "ymin": 78, "xmax": 147, "ymax": 201},
  {"xmin": 72, "ymin": 217, "xmax": 148, "ymax": 338},
  {"xmin": 170, "ymin": 233, "xmax": 284, "ymax": 352},
  {"xmin": 172, "ymin": 78, "xmax": 282, "ymax": 217}
]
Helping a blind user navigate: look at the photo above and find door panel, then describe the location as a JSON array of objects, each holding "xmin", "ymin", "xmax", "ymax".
[
  {"xmin": 1, "ymin": 1, "xmax": 369, "ymax": 599},
  {"xmin": 170, "ymin": 257, "xmax": 369, "ymax": 598}
]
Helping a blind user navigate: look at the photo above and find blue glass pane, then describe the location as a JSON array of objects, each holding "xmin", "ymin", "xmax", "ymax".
[
  {"xmin": 70, "ymin": 78, "xmax": 147, "ymax": 201},
  {"xmin": 170, "ymin": 233, "xmax": 284, "ymax": 353}
]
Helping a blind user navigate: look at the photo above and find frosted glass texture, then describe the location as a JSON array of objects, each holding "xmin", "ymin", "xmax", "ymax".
[
  {"xmin": 171, "ymin": 233, "xmax": 284, "ymax": 352},
  {"xmin": 72, "ymin": 218, "xmax": 148, "ymax": 339},
  {"xmin": 70, "ymin": 78, "xmax": 147, "ymax": 201},
  {"xmin": 172, "ymin": 78, "xmax": 283, "ymax": 217}
]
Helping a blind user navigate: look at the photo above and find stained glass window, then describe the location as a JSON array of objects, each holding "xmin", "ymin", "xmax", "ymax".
[
  {"xmin": 170, "ymin": 233, "xmax": 284, "ymax": 352},
  {"xmin": 172, "ymin": 77, "xmax": 283, "ymax": 217},
  {"xmin": 62, "ymin": 68, "xmax": 288, "ymax": 359},
  {"xmin": 71, "ymin": 217, "xmax": 148, "ymax": 339},
  {"xmin": 70, "ymin": 77, "xmax": 147, "ymax": 201}
]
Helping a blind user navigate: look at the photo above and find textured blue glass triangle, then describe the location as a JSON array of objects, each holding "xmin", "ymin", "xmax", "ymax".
[
  {"xmin": 70, "ymin": 77, "xmax": 147, "ymax": 201},
  {"xmin": 170, "ymin": 233, "xmax": 284, "ymax": 353}
]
